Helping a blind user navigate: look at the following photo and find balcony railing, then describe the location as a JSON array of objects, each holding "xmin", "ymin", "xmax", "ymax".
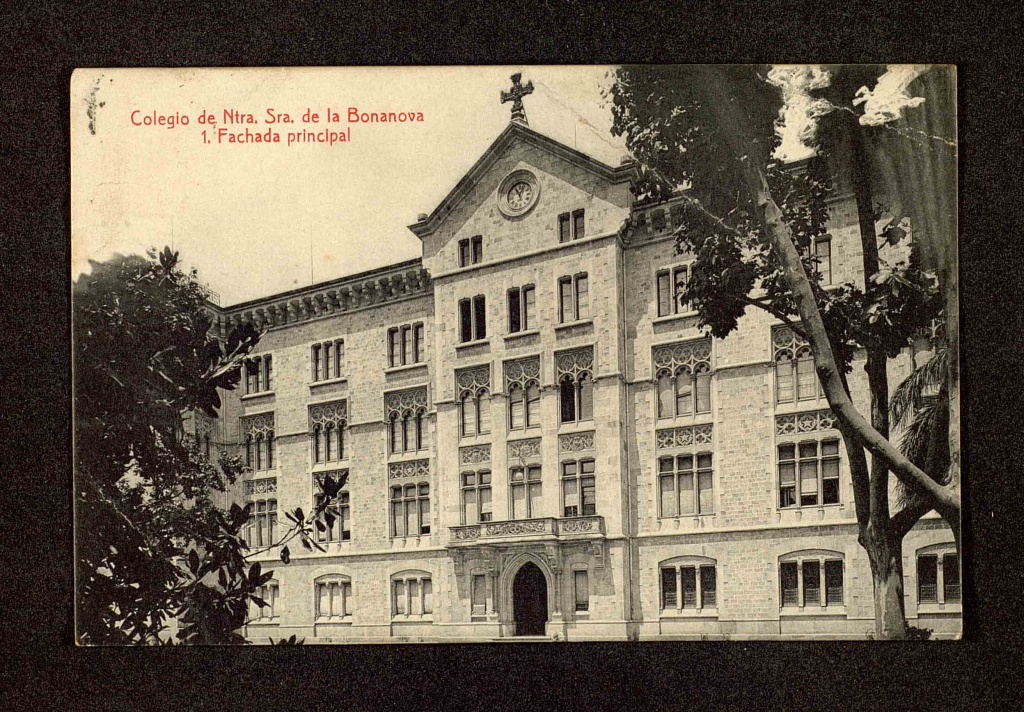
[{"xmin": 448, "ymin": 516, "xmax": 605, "ymax": 546}]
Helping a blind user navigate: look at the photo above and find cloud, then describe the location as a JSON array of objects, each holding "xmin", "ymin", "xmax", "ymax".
[
  {"xmin": 853, "ymin": 64, "xmax": 929, "ymax": 126},
  {"xmin": 767, "ymin": 65, "xmax": 835, "ymax": 163}
]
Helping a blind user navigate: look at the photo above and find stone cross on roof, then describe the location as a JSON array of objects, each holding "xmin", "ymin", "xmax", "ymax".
[{"xmin": 501, "ymin": 72, "xmax": 534, "ymax": 126}]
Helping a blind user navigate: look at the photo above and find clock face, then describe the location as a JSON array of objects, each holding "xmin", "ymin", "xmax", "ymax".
[{"xmin": 507, "ymin": 181, "xmax": 533, "ymax": 210}]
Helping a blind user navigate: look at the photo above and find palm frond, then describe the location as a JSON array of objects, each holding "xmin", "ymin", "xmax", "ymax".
[
  {"xmin": 894, "ymin": 392, "xmax": 950, "ymax": 510},
  {"xmin": 889, "ymin": 347, "xmax": 949, "ymax": 431}
]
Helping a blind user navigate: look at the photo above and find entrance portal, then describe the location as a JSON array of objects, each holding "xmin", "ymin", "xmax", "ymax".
[{"xmin": 512, "ymin": 562, "xmax": 548, "ymax": 636}]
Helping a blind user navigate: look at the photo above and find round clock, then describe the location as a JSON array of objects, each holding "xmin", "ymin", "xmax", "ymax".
[{"xmin": 497, "ymin": 170, "xmax": 540, "ymax": 218}]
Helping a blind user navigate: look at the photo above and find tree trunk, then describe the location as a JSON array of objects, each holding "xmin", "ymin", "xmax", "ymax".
[{"xmin": 864, "ymin": 531, "xmax": 908, "ymax": 639}]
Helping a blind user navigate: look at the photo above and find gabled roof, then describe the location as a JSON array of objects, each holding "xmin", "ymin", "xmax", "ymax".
[{"xmin": 408, "ymin": 121, "xmax": 639, "ymax": 239}]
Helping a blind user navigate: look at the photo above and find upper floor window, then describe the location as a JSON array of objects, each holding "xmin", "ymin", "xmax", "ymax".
[
  {"xmin": 310, "ymin": 401, "xmax": 347, "ymax": 465},
  {"xmin": 386, "ymin": 388, "xmax": 429, "ymax": 455},
  {"xmin": 392, "ymin": 571, "xmax": 433, "ymax": 617},
  {"xmin": 812, "ymin": 237, "xmax": 832, "ymax": 285},
  {"xmin": 311, "ymin": 339, "xmax": 345, "ymax": 382},
  {"xmin": 661, "ymin": 557, "xmax": 717, "ymax": 611},
  {"xmin": 558, "ymin": 209, "xmax": 585, "ymax": 243},
  {"xmin": 390, "ymin": 482, "xmax": 430, "ymax": 537},
  {"xmin": 244, "ymin": 354, "xmax": 273, "ymax": 394},
  {"xmin": 659, "ymin": 453, "xmax": 713, "ymax": 518},
  {"xmin": 242, "ymin": 413, "xmax": 275, "ymax": 472},
  {"xmin": 249, "ymin": 580, "xmax": 279, "ymax": 622},
  {"xmin": 917, "ymin": 548, "xmax": 960, "ymax": 605},
  {"xmin": 457, "ymin": 365, "xmax": 491, "ymax": 438},
  {"xmin": 558, "ymin": 273, "xmax": 589, "ymax": 323},
  {"xmin": 459, "ymin": 295, "xmax": 487, "ymax": 343},
  {"xmin": 779, "ymin": 552, "xmax": 844, "ymax": 608},
  {"xmin": 388, "ymin": 322, "xmax": 425, "ymax": 368},
  {"xmin": 656, "ymin": 265, "xmax": 689, "ymax": 317},
  {"xmin": 557, "ymin": 347, "xmax": 594, "ymax": 424},
  {"xmin": 314, "ymin": 472, "xmax": 350, "ymax": 543},
  {"xmin": 506, "ymin": 357, "xmax": 541, "ymax": 430},
  {"xmin": 778, "ymin": 438, "xmax": 840, "ymax": 508},
  {"xmin": 507, "ymin": 285, "xmax": 536, "ymax": 333},
  {"xmin": 461, "ymin": 470, "xmax": 493, "ymax": 524},
  {"xmin": 562, "ymin": 459, "xmax": 596, "ymax": 517},
  {"xmin": 509, "ymin": 465, "xmax": 542, "ymax": 519},
  {"xmin": 245, "ymin": 498, "xmax": 277, "ymax": 549},
  {"xmin": 654, "ymin": 339, "xmax": 713, "ymax": 420},
  {"xmin": 315, "ymin": 576, "xmax": 352, "ymax": 620},
  {"xmin": 773, "ymin": 326, "xmax": 822, "ymax": 404},
  {"xmin": 459, "ymin": 235, "xmax": 483, "ymax": 267}
]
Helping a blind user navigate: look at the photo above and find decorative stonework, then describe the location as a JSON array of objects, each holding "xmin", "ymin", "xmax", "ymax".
[
  {"xmin": 456, "ymin": 365, "xmax": 490, "ymax": 399},
  {"xmin": 486, "ymin": 520, "xmax": 546, "ymax": 536},
  {"xmin": 772, "ymin": 325, "xmax": 810, "ymax": 360},
  {"xmin": 459, "ymin": 444, "xmax": 491, "ymax": 466},
  {"xmin": 244, "ymin": 477, "xmax": 277, "ymax": 497},
  {"xmin": 388, "ymin": 459, "xmax": 430, "ymax": 480},
  {"xmin": 556, "ymin": 347, "xmax": 594, "ymax": 380},
  {"xmin": 194, "ymin": 413, "xmax": 213, "ymax": 439},
  {"xmin": 385, "ymin": 386, "xmax": 428, "ymax": 421},
  {"xmin": 653, "ymin": 338, "xmax": 712, "ymax": 376},
  {"xmin": 309, "ymin": 400, "xmax": 347, "ymax": 430},
  {"xmin": 215, "ymin": 265, "xmax": 431, "ymax": 337},
  {"xmin": 508, "ymin": 438, "xmax": 542, "ymax": 463},
  {"xmin": 775, "ymin": 409, "xmax": 837, "ymax": 436},
  {"xmin": 560, "ymin": 517, "xmax": 596, "ymax": 533},
  {"xmin": 656, "ymin": 423, "xmax": 714, "ymax": 450},
  {"xmin": 559, "ymin": 431, "xmax": 595, "ymax": 453},
  {"xmin": 240, "ymin": 412, "xmax": 274, "ymax": 439},
  {"xmin": 504, "ymin": 356, "xmax": 540, "ymax": 391},
  {"xmin": 451, "ymin": 526, "xmax": 481, "ymax": 541},
  {"xmin": 313, "ymin": 469, "xmax": 348, "ymax": 490}
]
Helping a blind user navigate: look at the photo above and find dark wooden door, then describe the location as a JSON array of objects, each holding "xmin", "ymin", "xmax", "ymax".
[{"xmin": 513, "ymin": 562, "xmax": 548, "ymax": 636}]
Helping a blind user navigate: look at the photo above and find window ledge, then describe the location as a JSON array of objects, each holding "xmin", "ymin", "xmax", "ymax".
[
  {"xmin": 504, "ymin": 329, "xmax": 541, "ymax": 342},
  {"xmin": 388, "ymin": 451, "xmax": 431, "ymax": 462},
  {"xmin": 558, "ymin": 419, "xmax": 595, "ymax": 434},
  {"xmin": 316, "ymin": 616, "xmax": 353, "ymax": 624},
  {"xmin": 241, "ymin": 391, "xmax": 275, "ymax": 401},
  {"xmin": 554, "ymin": 319, "xmax": 594, "ymax": 332},
  {"xmin": 659, "ymin": 609, "xmax": 719, "ymax": 619},
  {"xmin": 392, "ymin": 615, "xmax": 434, "ymax": 622},
  {"xmin": 780, "ymin": 606, "xmax": 848, "ymax": 617},
  {"xmin": 455, "ymin": 338, "xmax": 490, "ymax": 351},
  {"xmin": 655, "ymin": 414, "xmax": 714, "ymax": 426},
  {"xmin": 310, "ymin": 376, "xmax": 347, "ymax": 387},
  {"xmin": 312, "ymin": 460, "xmax": 350, "ymax": 471},
  {"xmin": 653, "ymin": 311, "xmax": 699, "ymax": 325},
  {"xmin": 385, "ymin": 361, "xmax": 428, "ymax": 374},
  {"xmin": 247, "ymin": 618, "xmax": 280, "ymax": 625}
]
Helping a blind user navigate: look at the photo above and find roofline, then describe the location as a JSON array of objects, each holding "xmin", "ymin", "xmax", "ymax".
[
  {"xmin": 407, "ymin": 121, "xmax": 640, "ymax": 239},
  {"xmin": 218, "ymin": 257, "xmax": 424, "ymax": 312}
]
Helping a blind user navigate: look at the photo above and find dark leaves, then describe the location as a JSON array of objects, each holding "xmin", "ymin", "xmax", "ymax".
[{"xmin": 280, "ymin": 546, "xmax": 290, "ymax": 564}]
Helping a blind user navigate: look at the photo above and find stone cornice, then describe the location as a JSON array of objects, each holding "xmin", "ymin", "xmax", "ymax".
[{"xmin": 208, "ymin": 260, "xmax": 431, "ymax": 338}]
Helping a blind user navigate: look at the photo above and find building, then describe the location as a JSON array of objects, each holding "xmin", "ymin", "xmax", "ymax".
[{"xmin": 197, "ymin": 78, "xmax": 960, "ymax": 641}]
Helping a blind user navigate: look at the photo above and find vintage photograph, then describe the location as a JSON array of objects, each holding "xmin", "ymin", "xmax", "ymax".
[{"xmin": 71, "ymin": 65, "xmax": 960, "ymax": 644}]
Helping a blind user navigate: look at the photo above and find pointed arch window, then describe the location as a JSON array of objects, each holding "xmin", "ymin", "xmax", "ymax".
[
  {"xmin": 457, "ymin": 366, "xmax": 491, "ymax": 438},
  {"xmin": 310, "ymin": 401, "xmax": 348, "ymax": 465},
  {"xmin": 556, "ymin": 347, "xmax": 594, "ymax": 425},
  {"xmin": 241, "ymin": 413, "xmax": 274, "ymax": 472},
  {"xmin": 773, "ymin": 327, "xmax": 823, "ymax": 404},
  {"xmin": 653, "ymin": 339, "xmax": 713, "ymax": 419},
  {"xmin": 505, "ymin": 357, "xmax": 541, "ymax": 431}
]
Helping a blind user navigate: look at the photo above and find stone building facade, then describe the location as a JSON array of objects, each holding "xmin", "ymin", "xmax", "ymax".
[{"xmin": 201, "ymin": 116, "xmax": 959, "ymax": 642}]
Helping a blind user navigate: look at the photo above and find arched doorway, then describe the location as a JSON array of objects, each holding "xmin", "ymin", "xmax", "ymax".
[{"xmin": 512, "ymin": 562, "xmax": 548, "ymax": 636}]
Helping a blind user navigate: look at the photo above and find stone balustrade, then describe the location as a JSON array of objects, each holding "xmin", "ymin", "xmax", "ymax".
[{"xmin": 448, "ymin": 515, "xmax": 604, "ymax": 546}]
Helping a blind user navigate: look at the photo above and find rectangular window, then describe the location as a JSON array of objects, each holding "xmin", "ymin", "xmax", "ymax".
[
  {"xmin": 402, "ymin": 325, "xmax": 412, "ymax": 366},
  {"xmin": 461, "ymin": 471, "xmax": 492, "ymax": 525},
  {"xmin": 510, "ymin": 466, "xmax": 542, "ymax": 519},
  {"xmin": 389, "ymin": 328, "xmax": 401, "ymax": 368},
  {"xmin": 562, "ymin": 460, "xmax": 596, "ymax": 517},
  {"xmin": 245, "ymin": 355, "xmax": 273, "ymax": 394},
  {"xmin": 458, "ymin": 238, "xmax": 470, "ymax": 267},
  {"xmin": 656, "ymin": 271, "xmax": 672, "ymax": 318},
  {"xmin": 311, "ymin": 345, "xmax": 321, "ymax": 381},
  {"xmin": 813, "ymin": 237, "xmax": 832, "ymax": 285},
  {"xmin": 472, "ymin": 574, "xmax": 488, "ymax": 616},
  {"xmin": 393, "ymin": 580, "xmax": 406, "ymax": 615},
  {"xmin": 659, "ymin": 453, "xmax": 713, "ymax": 517},
  {"xmin": 558, "ymin": 273, "xmax": 589, "ymax": 323},
  {"xmin": 661, "ymin": 567, "xmax": 677, "ymax": 609},
  {"xmin": 918, "ymin": 554, "xmax": 938, "ymax": 603},
  {"xmin": 522, "ymin": 285, "xmax": 535, "ymax": 330},
  {"xmin": 316, "ymin": 580, "xmax": 351, "ymax": 619},
  {"xmin": 572, "ymin": 209, "xmax": 585, "ymax": 239},
  {"xmin": 779, "ymin": 438, "xmax": 841, "ymax": 509},
  {"xmin": 391, "ymin": 483, "xmax": 430, "ymax": 537},
  {"xmin": 413, "ymin": 324, "xmax": 424, "ymax": 362},
  {"xmin": 824, "ymin": 559, "xmax": 844, "ymax": 605},
  {"xmin": 460, "ymin": 296, "xmax": 487, "ymax": 343},
  {"xmin": 558, "ymin": 277, "xmax": 573, "ymax": 323},
  {"xmin": 574, "ymin": 570, "xmax": 589, "ymax": 612},
  {"xmin": 656, "ymin": 266, "xmax": 689, "ymax": 317},
  {"xmin": 802, "ymin": 560, "xmax": 821, "ymax": 606},
  {"xmin": 471, "ymin": 235, "xmax": 483, "ymax": 264},
  {"xmin": 507, "ymin": 285, "xmax": 535, "ymax": 334},
  {"xmin": 780, "ymin": 561, "xmax": 799, "ymax": 606},
  {"xmin": 651, "ymin": 208, "xmax": 666, "ymax": 232},
  {"xmin": 315, "ymin": 490, "xmax": 350, "ymax": 543},
  {"xmin": 681, "ymin": 567, "xmax": 697, "ymax": 608},
  {"xmin": 558, "ymin": 212, "xmax": 572, "ymax": 243},
  {"xmin": 575, "ymin": 274, "xmax": 589, "ymax": 320},
  {"xmin": 943, "ymin": 553, "xmax": 961, "ymax": 602},
  {"xmin": 699, "ymin": 565, "xmax": 717, "ymax": 608}
]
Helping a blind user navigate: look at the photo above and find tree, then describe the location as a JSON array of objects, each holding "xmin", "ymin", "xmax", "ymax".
[
  {"xmin": 74, "ymin": 247, "xmax": 346, "ymax": 644},
  {"xmin": 609, "ymin": 65, "xmax": 958, "ymax": 639}
]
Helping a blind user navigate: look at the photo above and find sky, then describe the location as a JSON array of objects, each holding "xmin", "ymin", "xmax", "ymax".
[{"xmin": 71, "ymin": 66, "xmax": 629, "ymax": 306}]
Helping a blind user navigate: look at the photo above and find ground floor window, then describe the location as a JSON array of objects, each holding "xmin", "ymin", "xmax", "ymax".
[
  {"xmin": 660, "ymin": 561, "xmax": 717, "ymax": 611},
  {"xmin": 393, "ymin": 572, "xmax": 433, "ymax": 617},
  {"xmin": 574, "ymin": 570, "xmax": 590, "ymax": 612},
  {"xmin": 780, "ymin": 553, "xmax": 844, "ymax": 608},
  {"xmin": 917, "ymin": 550, "xmax": 960, "ymax": 604},
  {"xmin": 315, "ymin": 578, "xmax": 352, "ymax": 620},
  {"xmin": 471, "ymin": 574, "xmax": 490, "ymax": 616},
  {"xmin": 250, "ymin": 581, "xmax": 279, "ymax": 621}
]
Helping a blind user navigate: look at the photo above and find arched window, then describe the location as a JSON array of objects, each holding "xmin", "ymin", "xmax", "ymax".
[
  {"xmin": 385, "ymin": 387, "xmax": 428, "ymax": 454},
  {"xmin": 255, "ymin": 434, "xmax": 264, "ymax": 470},
  {"xmin": 391, "ymin": 570, "xmax": 433, "ymax": 617},
  {"xmin": 775, "ymin": 349, "xmax": 794, "ymax": 403},
  {"xmin": 315, "ymin": 575, "xmax": 352, "ymax": 620},
  {"xmin": 796, "ymin": 346, "xmax": 816, "ymax": 401},
  {"xmin": 577, "ymin": 372, "xmax": 594, "ymax": 421},
  {"xmin": 415, "ymin": 408, "xmax": 427, "ymax": 450},
  {"xmin": 557, "ymin": 348, "xmax": 595, "ymax": 425},
  {"xmin": 312, "ymin": 426, "xmax": 323, "ymax": 464},
  {"xmin": 916, "ymin": 544, "xmax": 960, "ymax": 606},
  {"xmin": 773, "ymin": 327, "xmax": 822, "ymax": 404},
  {"xmin": 325, "ymin": 422, "xmax": 335, "ymax": 461},
  {"xmin": 660, "ymin": 556, "xmax": 717, "ymax": 612},
  {"xmin": 675, "ymin": 366, "xmax": 693, "ymax": 415},
  {"xmin": 509, "ymin": 384, "xmax": 524, "ymax": 430},
  {"xmin": 525, "ymin": 382, "xmax": 540, "ymax": 427},
  {"xmin": 266, "ymin": 430, "xmax": 275, "ymax": 469},
  {"xmin": 241, "ymin": 413, "xmax": 274, "ymax": 472},
  {"xmin": 657, "ymin": 371, "xmax": 673, "ymax": 418},
  {"xmin": 560, "ymin": 375, "xmax": 576, "ymax": 423},
  {"xmin": 476, "ymin": 391, "xmax": 490, "ymax": 436},
  {"xmin": 694, "ymin": 362, "xmax": 712, "ymax": 414},
  {"xmin": 402, "ymin": 412, "xmax": 415, "ymax": 453},
  {"xmin": 245, "ymin": 435, "xmax": 254, "ymax": 468},
  {"xmin": 461, "ymin": 392, "xmax": 476, "ymax": 437},
  {"xmin": 309, "ymin": 401, "xmax": 348, "ymax": 464},
  {"xmin": 779, "ymin": 550, "xmax": 845, "ymax": 608},
  {"xmin": 389, "ymin": 414, "xmax": 400, "ymax": 454}
]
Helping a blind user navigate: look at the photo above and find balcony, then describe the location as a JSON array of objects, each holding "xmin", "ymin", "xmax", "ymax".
[{"xmin": 448, "ymin": 516, "xmax": 605, "ymax": 547}]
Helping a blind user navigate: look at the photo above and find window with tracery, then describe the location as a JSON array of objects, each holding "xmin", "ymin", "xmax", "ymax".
[
  {"xmin": 456, "ymin": 365, "xmax": 491, "ymax": 438},
  {"xmin": 654, "ymin": 339, "xmax": 712, "ymax": 418},
  {"xmin": 557, "ymin": 347, "xmax": 594, "ymax": 424},
  {"xmin": 385, "ymin": 387, "xmax": 428, "ymax": 454},
  {"xmin": 772, "ymin": 326, "xmax": 821, "ymax": 404},
  {"xmin": 241, "ymin": 413, "xmax": 275, "ymax": 472},
  {"xmin": 505, "ymin": 357, "xmax": 541, "ymax": 430},
  {"xmin": 310, "ymin": 401, "xmax": 348, "ymax": 464}
]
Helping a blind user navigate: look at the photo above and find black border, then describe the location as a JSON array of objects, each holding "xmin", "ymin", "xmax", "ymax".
[{"xmin": 4, "ymin": 0, "xmax": 1023, "ymax": 707}]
